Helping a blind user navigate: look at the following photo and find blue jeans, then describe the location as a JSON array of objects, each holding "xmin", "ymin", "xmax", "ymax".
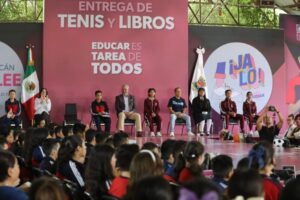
[{"xmin": 170, "ymin": 113, "xmax": 192, "ymax": 133}]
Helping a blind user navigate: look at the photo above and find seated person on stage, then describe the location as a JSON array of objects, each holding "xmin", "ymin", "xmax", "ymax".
[
  {"xmin": 144, "ymin": 88, "xmax": 162, "ymax": 137},
  {"xmin": 4, "ymin": 90, "xmax": 21, "ymax": 127},
  {"xmin": 168, "ymin": 87, "xmax": 194, "ymax": 137},
  {"xmin": 115, "ymin": 84, "xmax": 143, "ymax": 137},
  {"xmin": 191, "ymin": 87, "xmax": 212, "ymax": 136},
  {"xmin": 221, "ymin": 89, "xmax": 245, "ymax": 133},
  {"xmin": 256, "ymin": 106, "xmax": 283, "ymax": 144},
  {"xmin": 34, "ymin": 88, "xmax": 51, "ymax": 126},
  {"xmin": 91, "ymin": 90, "xmax": 111, "ymax": 134},
  {"xmin": 284, "ymin": 114, "xmax": 296, "ymax": 139},
  {"xmin": 243, "ymin": 91, "xmax": 259, "ymax": 132},
  {"xmin": 286, "ymin": 114, "xmax": 300, "ymax": 145}
]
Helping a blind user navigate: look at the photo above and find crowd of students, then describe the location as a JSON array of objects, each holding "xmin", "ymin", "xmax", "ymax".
[{"xmin": 0, "ymin": 123, "xmax": 299, "ymax": 200}]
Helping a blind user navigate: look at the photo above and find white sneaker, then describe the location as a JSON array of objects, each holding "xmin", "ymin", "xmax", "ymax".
[
  {"xmin": 170, "ymin": 132, "xmax": 175, "ymax": 137},
  {"xmin": 150, "ymin": 132, "xmax": 155, "ymax": 137},
  {"xmin": 156, "ymin": 132, "xmax": 162, "ymax": 137},
  {"xmin": 200, "ymin": 132, "xmax": 204, "ymax": 136},
  {"xmin": 188, "ymin": 132, "xmax": 195, "ymax": 137}
]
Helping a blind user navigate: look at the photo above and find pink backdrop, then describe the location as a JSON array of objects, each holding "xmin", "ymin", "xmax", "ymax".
[{"xmin": 43, "ymin": 0, "xmax": 188, "ymax": 132}]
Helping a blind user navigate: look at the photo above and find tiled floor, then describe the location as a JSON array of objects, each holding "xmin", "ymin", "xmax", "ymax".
[{"xmin": 131, "ymin": 134, "xmax": 300, "ymax": 173}]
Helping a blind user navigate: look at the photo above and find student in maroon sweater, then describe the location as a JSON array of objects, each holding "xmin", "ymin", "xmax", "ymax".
[
  {"xmin": 248, "ymin": 141, "xmax": 282, "ymax": 200},
  {"xmin": 91, "ymin": 90, "xmax": 111, "ymax": 134},
  {"xmin": 243, "ymin": 91, "xmax": 259, "ymax": 132},
  {"xmin": 220, "ymin": 89, "xmax": 245, "ymax": 133},
  {"xmin": 143, "ymin": 88, "xmax": 162, "ymax": 137},
  {"xmin": 4, "ymin": 90, "xmax": 21, "ymax": 127}
]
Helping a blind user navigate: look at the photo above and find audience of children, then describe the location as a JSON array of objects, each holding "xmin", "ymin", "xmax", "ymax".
[{"xmin": 1, "ymin": 122, "xmax": 299, "ymax": 200}]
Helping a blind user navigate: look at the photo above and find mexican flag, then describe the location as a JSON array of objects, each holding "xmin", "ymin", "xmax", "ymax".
[{"xmin": 21, "ymin": 47, "xmax": 39, "ymax": 121}]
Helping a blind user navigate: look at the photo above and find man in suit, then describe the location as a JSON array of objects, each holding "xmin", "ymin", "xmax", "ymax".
[
  {"xmin": 115, "ymin": 84, "xmax": 143, "ymax": 137},
  {"xmin": 221, "ymin": 89, "xmax": 245, "ymax": 133}
]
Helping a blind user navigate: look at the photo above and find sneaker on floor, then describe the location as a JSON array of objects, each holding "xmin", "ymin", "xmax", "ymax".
[
  {"xmin": 156, "ymin": 132, "xmax": 162, "ymax": 137},
  {"xmin": 170, "ymin": 132, "xmax": 175, "ymax": 137},
  {"xmin": 188, "ymin": 132, "xmax": 195, "ymax": 137},
  {"xmin": 206, "ymin": 132, "xmax": 210, "ymax": 136},
  {"xmin": 150, "ymin": 132, "xmax": 155, "ymax": 137},
  {"xmin": 200, "ymin": 132, "xmax": 204, "ymax": 136}
]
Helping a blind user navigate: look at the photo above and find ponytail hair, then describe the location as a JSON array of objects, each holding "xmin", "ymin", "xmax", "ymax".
[
  {"xmin": 184, "ymin": 141, "xmax": 205, "ymax": 177},
  {"xmin": 58, "ymin": 135, "xmax": 83, "ymax": 163},
  {"xmin": 248, "ymin": 141, "xmax": 274, "ymax": 170}
]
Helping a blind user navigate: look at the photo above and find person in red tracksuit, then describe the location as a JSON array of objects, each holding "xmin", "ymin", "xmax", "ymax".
[
  {"xmin": 243, "ymin": 91, "xmax": 259, "ymax": 132},
  {"xmin": 248, "ymin": 141, "xmax": 282, "ymax": 200},
  {"xmin": 4, "ymin": 90, "xmax": 21, "ymax": 127},
  {"xmin": 221, "ymin": 89, "xmax": 245, "ymax": 133},
  {"xmin": 144, "ymin": 88, "xmax": 162, "ymax": 137}
]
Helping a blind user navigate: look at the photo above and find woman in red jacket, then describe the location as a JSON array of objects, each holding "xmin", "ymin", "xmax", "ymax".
[{"xmin": 144, "ymin": 88, "xmax": 162, "ymax": 137}]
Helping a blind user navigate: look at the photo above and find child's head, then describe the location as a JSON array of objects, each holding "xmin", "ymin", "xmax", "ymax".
[
  {"xmin": 142, "ymin": 142, "xmax": 160, "ymax": 158},
  {"xmin": 85, "ymin": 129, "xmax": 97, "ymax": 146},
  {"xmin": 62, "ymin": 125, "xmax": 73, "ymax": 137},
  {"xmin": 0, "ymin": 150, "xmax": 20, "ymax": 186},
  {"xmin": 2, "ymin": 127, "xmax": 14, "ymax": 145},
  {"xmin": 73, "ymin": 123, "xmax": 87, "ymax": 139},
  {"xmin": 129, "ymin": 150, "xmax": 163, "ymax": 186},
  {"xmin": 280, "ymin": 176, "xmax": 300, "ymax": 200},
  {"xmin": 161, "ymin": 139, "xmax": 176, "ymax": 163},
  {"xmin": 248, "ymin": 141, "xmax": 275, "ymax": 176},
  {"xmin": 227, "ymin": 169, "xmax": 264, "ymax": 199},
  {"xmin": 54, "ymin": 126, "xmax": 64, "ymax": 139},
  {"xmin": 212, "ymin": 155, "xmax": 234, "ymax": 180},
  {"xmin": 95, "ymin": 132, "xmax": 108, "ymax": 145},
  {"xmin": 116, "ymin": 144, "xmax": 139, "ymax": 172},
  {"xmin": 113, "ymin": 131, "xmax": 129, "ymax": 148},
  {"xmin": 42, "ymin": 139, "xmax": 60, "ymax": 161},
  {"xmin": 183, "ymin": 141, "xmax": 205, "ymax": 166},
  {"xmin": 58, "ymin": 135, "xmax": 86, "ymax": 164}
]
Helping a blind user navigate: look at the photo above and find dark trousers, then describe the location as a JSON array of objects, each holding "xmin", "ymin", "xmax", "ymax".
[
  {"xmin": 147, "ymin": 115, "xmax": 162, "ymax": 132},
  {"xmin": 225, "ymin": 114, "xmax": 244, "ymax": 131},
  {"xmin": 92, "ymin": 115, "xmax": 111, "ymax": 134},
  {"xmin": 245, "ymin": 114, "xmax": 259, "ymax": 131},
  {"xmin": 34, "ymin": 112, "xmax": 50, "ymax": 125},
  {"xmin": 4, "ymin": 115, "xmax": 20, "ymax": 127}
]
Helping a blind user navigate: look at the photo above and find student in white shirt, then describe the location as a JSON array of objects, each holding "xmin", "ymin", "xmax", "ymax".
[
  {"xmin": 284, "ymin": 114, "xmax": 296, "ymax": 138},
  {"xmin": 34, "ymin": 88, "xmax": 51, "ymax": 126}
]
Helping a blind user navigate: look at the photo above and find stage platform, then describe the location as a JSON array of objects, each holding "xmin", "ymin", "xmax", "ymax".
[{"xmin": 131, "ymin": 134, "xmax": 300, "ymax": 174}]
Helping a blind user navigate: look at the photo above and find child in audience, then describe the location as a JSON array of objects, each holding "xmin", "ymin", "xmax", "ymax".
[
  {"xmin": 248, "ymin": 141, "xmax": 282, "ymax": 200},
  {"xmin": 85, "ymin": 144, "xmax": 116, "ymax": 200},
  {"xmin": 57, "ymin": 135, "xmax": 86, "ymax": 188},
  {"xmin": 124, "ymin": 176, "xmax": 173, "ymax": 200},
  {"xmin": 1, "ymin": 127, "xmax": 14, "ymax": 150},
  {"xmin": 227, "ymin": 169, "xmax": 264, "ymax": 200},
  {"xmin": 280, "ymin": 176, "xmax": 300, "ymax": 200},
  {"xmin": 211, "ymin": 154, "xmax": 234, "ymax": 193},
  {"xmin": 175, "ymin": 141, "xmax": 205, "ymax": 183},
  {"xmin": 39, "ymin": 139, "xmax": 60, "ymax": 174},
  {"xmin": 113, "ymin": 131, "xmax": 129, "ymax": 148},
  {"xmin": 128, "ymin": 150, "xmax": 164, "ymax": 190},
  {"xmin": 0, "ymin": 150, "xmax": 28, "ymax": 200},
  {"xmin": 85, "ymin": 129, "xmax": 97, "ymax": 158},
  {"xmin": 178, "ymin": 178, "xmax": 222, "ymax": 200},
  {"xmin": 28, "ymin": 177, "xmax": 66, "ymax": 200},
  {"xmin": 62, "ymin": 125, "xmax": 73, "ymax": 137},
  {"xmin": 73, "ymin": 123, "xmax": 88, "ymax": 139},
  {"xmin": 142, "ymin": 142, "xmax": 161, "ymax": 158},
  {"xmin": 161, "ymin": 139, "xmax": 176, "ymax": 173},
  {"xmin": 25, "ymin": 128, "xmax": 49, "ymax": 168},
  {"xmin": 109, "ymin": 144, "xmax": 139, "ymax": 198},
  {"xmin": 54, "ymin": 126, "xmax": 64, "ymax": 140}
]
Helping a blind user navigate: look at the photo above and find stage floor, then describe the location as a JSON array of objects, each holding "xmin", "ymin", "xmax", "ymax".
[{"xmin": 131, "ymin": 134, "xmax": 300, "ymax": 173}]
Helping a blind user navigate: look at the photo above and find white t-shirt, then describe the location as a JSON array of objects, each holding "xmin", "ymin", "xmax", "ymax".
[{"xmin": 34, "ymin": 97, "xmax": 51, "ymax": 115}]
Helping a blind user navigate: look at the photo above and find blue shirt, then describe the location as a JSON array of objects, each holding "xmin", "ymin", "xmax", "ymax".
[
  {"xmin": 0, "ymin": 186, "xmax": 28, "ymax": 200},
  {"xmin": 168, "ymin": 97, "xmax": 187, "ymax": 113}
]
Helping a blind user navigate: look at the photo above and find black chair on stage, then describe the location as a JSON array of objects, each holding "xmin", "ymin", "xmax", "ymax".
[
  {"xmin": 167, "ymin": 118, "xmax": 186, "ymax": 135},
  {"xmin": 219, "ymin": 102, "xmax": 239, "ymax": 132},
  {"xmin": 64, "ymin": 103, "xmax": 80, "ymax": 126}
]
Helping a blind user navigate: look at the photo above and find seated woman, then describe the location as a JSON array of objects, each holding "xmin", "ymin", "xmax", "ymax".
[
  {"xmin": 191, "ymin": 88, "xmax": 212, "ymax": 136},
  {"xmin": 34, "ymin": 88, "xmax": 51, "ymax": 126},
  {"xmin": 144, "ymin": 88, "xmax": 162, "ymax": 137},
  {"xmin": 0, "ymin": 150, "xmax": 28, "ymax": 200},
  {"xmin": 57, "ymin": 135, "xmax": 86, "ymax": 188},
  {"xmin": 243, "ymin": 91, "xmax": 259, "ymax": 133},
  {"xmin": 248, "ymin": 141, "xmax": 282, "ymax": 200}
]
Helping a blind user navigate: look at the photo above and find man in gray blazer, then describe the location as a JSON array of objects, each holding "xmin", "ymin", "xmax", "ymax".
[{"xmin": 115, "ymin": 84, "xmax": 142, "ymax": 136}]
